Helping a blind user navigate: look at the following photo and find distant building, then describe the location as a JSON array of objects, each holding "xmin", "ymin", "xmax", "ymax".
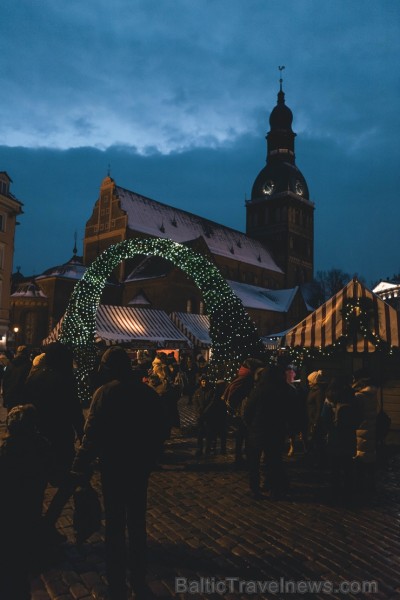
[
  {"xmin": 373, "ymin": 280, "xmax": 400, "ymax": 312},
  {"xmin": 0, "ymin": 172, "xmax": 23, "ymax": 349},
  {"xmin": 11, "ymin": 81, "xmax": 315, "ymax": 349}
]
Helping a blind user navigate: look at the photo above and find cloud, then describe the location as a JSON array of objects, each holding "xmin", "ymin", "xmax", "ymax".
[{"xmin": 1, "ymin": 0, "xmax": 399, "ymax": 152}]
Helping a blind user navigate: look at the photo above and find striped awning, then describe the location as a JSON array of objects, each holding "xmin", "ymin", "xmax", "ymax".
[
  {"xmin": 170, "ymin": 312, "xmax": 211, "ymax": 349},
  {"xmin": 284, "ymin": 278, "xmax": 400, "ymax": 352},
  {"xmin": 43, "ymin": 306, "xmax": 192, "ymax": 349}
]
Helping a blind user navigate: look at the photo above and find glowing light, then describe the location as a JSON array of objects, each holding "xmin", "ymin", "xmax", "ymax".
[{"xmin": 59, "ymin": 238, "xmax": 266, "ymax": 403}]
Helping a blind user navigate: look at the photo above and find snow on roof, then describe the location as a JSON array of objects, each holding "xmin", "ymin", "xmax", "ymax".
[
  {"xmin": 117, "ymin": 186, "xmax": 283, "ymax": 273},
  {"xmin": 373, "ymin": 281, "xmax": 400, "ymax": 294},
  {"xmin": 36, "ymin": 256, "xmax": 87, "ymax": 281},
  {"xmin": 11, "ymin": 283, "xmax": 47, "ymax": 298},
  {"xmin": 227, "ymin": 280, "xmax": 298, "ymax": 312}
]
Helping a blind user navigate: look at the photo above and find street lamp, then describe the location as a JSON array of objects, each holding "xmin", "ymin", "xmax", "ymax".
[{"xmin": 13, "ymin": 326, "xmax": 19, "ymax": 352}]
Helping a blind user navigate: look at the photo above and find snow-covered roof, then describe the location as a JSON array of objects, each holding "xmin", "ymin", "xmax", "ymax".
[
  {"xmin": 117, "ymin": 186, "xmax": 283, "ymax": 273},
  {"xmin": 227, "ymin": 280, "xmax": 298, "ymax": 312},
  {"xmin": 128, "ymin": 292, "xmax": 151, "ymax": 306},
  {"xmin": 36, "ymin": 256, "xmax": 87, "ymax": 281},
  {"xmin": 11, "ymin": 282, "xmax": 47, "ymax": 298},
  {"xmin": 373, "ymin": 281, "xmax": 400, "ymax": 294}
]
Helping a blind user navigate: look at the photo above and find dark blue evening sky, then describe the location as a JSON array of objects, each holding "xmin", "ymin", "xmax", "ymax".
[{"xmin": 1, "ymin": 0, "xmax": 399, "ymax": 285}]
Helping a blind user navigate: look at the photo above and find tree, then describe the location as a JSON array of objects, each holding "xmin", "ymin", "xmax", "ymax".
[{"xmin": 315, "ymin": 268, "xmax": 351, "ymax": 301}]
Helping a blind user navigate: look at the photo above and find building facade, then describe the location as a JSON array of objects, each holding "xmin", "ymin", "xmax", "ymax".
[
  {"xmin": 11, "ymin": 82, "xmax": 314, "ymax": 348},
  {"xmin": 0, "ymin": 172, "xmax": 23, "ymax": 349}
]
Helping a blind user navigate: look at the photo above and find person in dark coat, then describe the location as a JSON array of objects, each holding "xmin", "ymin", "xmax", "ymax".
[
  {"xmin": 243, "ymin": 365, "xmax": 292, "ymax": 499},
  {"xmin": 72, "ymin": 346, "xmax": 165, "ymax": 600},
  {"xmin": 0, "ymin": 404, "xmax": 53, "ymax": 600},
  {"xmin": 305, "ymin": 369, "xmax": 330, "ymax": 466},
  {"xmin": 180, "ymin": 354, "xmax": 199, "ymax": 405},
  {"xmin": 321, "ymin": 376, "xmax": 358, "ymax": 503},
  {"xmin": 286, "ymin": 365, "xmax": 308, "ymax": 457},
  {"xmin": 352, "ymin": 369, "xmax": 379, "ymax": 492},
  {"xmin": 192, "ymin": 375, "xmax": 215, "ymax": 457},
  {"xmin": 2, "ymin": 345, "xmax": 32, "ymax": 410},
  {"xmin": 202, "ymin": 379, "xmax": 228, "ymax": 455},
  {"xmin": 23, "ymin": 342, "xmax": 84, "ymax": 539},
  {"xmin": 223, "ymin": 358, "xmax": 264, "ymax": 467}
]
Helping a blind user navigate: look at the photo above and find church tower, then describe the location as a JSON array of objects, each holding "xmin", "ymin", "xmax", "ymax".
[{"xmin": 246, "ymin": 71, "xmax": 314, "ymax": 287}]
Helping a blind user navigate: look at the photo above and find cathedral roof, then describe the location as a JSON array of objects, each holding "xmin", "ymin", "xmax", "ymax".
[
  {"xmin": 116, "ymin": 186, "xmax": 283, "ymax": 273},
  {"xmin": 35, "ymin": 255, "xmax": 86, "ymax": 281}
]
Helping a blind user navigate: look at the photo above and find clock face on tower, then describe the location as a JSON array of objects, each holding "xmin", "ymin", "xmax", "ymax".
[
  {"xmin": 262, "ymin": 180, "xmax": 275, "ymax": 195},
  {"xmin": 295, "ymin": 180, "xmax": 304, "ymax": 196}
]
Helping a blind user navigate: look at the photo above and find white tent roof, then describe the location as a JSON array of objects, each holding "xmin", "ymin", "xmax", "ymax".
[
  {"xmin": 170, "ymin": 312, "xmax": 211, "ymax": 348},
  {"xmin": 43, "ymin": 305, "xmax": 192, "ymax": 349}
]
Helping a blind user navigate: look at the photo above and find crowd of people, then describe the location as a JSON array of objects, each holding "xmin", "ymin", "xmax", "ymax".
[{"xmin": 0, "ymin": 343, "xmax": 388, "ymax": 599}]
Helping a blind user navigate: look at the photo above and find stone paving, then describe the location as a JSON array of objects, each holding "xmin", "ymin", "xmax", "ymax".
[{"xmin": 3, "ymin": 399, "xmax": 400, "ymax": 599}]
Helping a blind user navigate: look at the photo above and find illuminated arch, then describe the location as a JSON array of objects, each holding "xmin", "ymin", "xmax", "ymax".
[{"xmin": 59, "ymin": 238, "xmax": 265, "ymax": 402}]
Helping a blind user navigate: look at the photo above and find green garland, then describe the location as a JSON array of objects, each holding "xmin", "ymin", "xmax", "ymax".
[
  {"xmin": 281, "ymin": 296, "xmax": 396, "ymax": 369},
  {"xmin": 59, "ymin": 237, "xmax": 266, "ymax": 404}
]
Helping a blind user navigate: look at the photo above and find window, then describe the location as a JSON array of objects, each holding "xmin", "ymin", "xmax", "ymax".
[
  {"xmin": 0, "ymin": 180, "xmax": 9, "ymax": 196},
  {"xmin": 0, "ymin": 213, "xmax": 6, "ymax": 232},
  {"xmin": 0, "ymin": 243, "xmax": 4, "ymax": 269},
  {"xmin": 199, "ymin": 301, "xmax": 204, "ymax": 315},
  {"xmin": 186, "ymin": 298, "xmax": 193, "ymax": 313}
]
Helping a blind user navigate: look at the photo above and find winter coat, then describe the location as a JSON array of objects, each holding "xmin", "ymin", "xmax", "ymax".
[
  {"xmin": 193, "ymin": 384, "xmax": 215, "ymax": 423},
  {"xmin": 73, "ymin": 377, "xmax": 165, "ymax": 476},
  {"xmin": 321, "ymin": 400, "xmax": 357, "ymax": 458},
  {"xmin": 353, "ymin": 379, "xmax": 378, "ymax": 463},
  {"xmin": 24, "ymin": 366, "xmax": 84, "ymax": 476},
  {"xmin": 306, "ymin": 382, "xmax": 328, "ymax": 429},
  {"xmin": 223, "ymin": 370, "xmax": 254, "ymax": 418},
  {"xmin": 243, "ymin": 373, "xmax": 292, "ymax": 449},
  {"xmin": 0, "ymin": 432, "xmax": 53, "ymax": 537},
  {"xmin": 2, "ymin": 354, "xmax": 32, "ymax": 409}
]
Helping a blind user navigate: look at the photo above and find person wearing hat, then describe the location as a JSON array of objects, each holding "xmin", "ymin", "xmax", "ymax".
[
  {"xmin": 223, "ymin": 358, "xmax": 264, "ymax": 467},
  {"xmin": 2, "ymin": 345, "xmax": 32, "ymax": 411},
  {"xmin": 72, "ymin": 346, "xmax": 165, "ymax": 600}
]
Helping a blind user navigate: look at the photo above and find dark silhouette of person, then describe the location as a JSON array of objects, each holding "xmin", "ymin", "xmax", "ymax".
[
  {"xmin": 72, "ymin": 346, "xmax": 165, "ymax": 600},
  {"xmin": 202, "ymin": 379, "xmax": 228, "ymax": 455},
  {"xmin": 2, "ymin": 345, "xmax": 32, "ymax": 410},
  {"xmin": 24, "ymin": 342, "xmax": 84, "ymax": 540},
  {"xmin": 321, "ymin": 376, "xmax": 358, "ymax": 504},
  {"xmin": 223, "ymin": 358, "xmax": 264, "ymax": 467},
  {"xmin": 193, "ymin": 375, "xmax": 215, "ymax": 457},
  {"xmin": 0, "ymin": 404, "xmax": 53, "ymax": 600},
  {"xmin": 244, "ymin": 365, "xmax": 292, "ymax": 499}
]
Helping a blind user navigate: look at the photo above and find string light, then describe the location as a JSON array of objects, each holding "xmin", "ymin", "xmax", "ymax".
[
  {"xmin": 281, "ymin": 297, "xmax": 398, "ymax": 369},
  {"xmin": 59, "ymin": 237, "xmax": 266, "ymax": 403}
]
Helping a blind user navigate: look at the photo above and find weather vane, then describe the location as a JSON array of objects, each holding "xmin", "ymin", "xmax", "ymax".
[{"xmin": 278, "ymin": 65, "xmax": 285, "ymax": 90}]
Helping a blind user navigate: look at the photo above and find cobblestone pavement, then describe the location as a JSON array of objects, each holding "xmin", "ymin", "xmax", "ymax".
[{"xmin": 10, "ymin": 398, "xmax": 400, "ymax": 599}]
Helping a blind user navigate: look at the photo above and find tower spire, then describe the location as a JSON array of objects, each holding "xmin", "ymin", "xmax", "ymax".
[
  {"xmin": 278, "ymin": 65, "xmax": 285, "ymax": 92},
  {"xmin": 73, "ymin": 231, "xmax": 77, "ymax": 256}
]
